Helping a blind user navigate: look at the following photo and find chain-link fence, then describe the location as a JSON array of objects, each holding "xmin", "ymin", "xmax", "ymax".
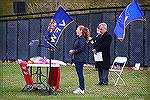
[
  {"xmin": 0, "ymin": 6, "xmax": 149, "ymax": 98},
  {"xmin": 0, "ymin": 9, "xmax": 150, "ymax": 66}
]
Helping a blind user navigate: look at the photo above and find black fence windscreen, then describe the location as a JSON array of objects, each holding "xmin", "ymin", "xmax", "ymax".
[{"xmin": 0, "ymin": 9, "xmax": 150, "ymax": 67}]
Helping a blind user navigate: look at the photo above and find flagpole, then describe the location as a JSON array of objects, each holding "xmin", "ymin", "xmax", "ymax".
[
  {"xmin": 37, "ymin": 44, "xmax": 56, "ymax": 95},
  {"xmin": 47, "ymin": 48, "xmax": 56, "ymax": 95}
]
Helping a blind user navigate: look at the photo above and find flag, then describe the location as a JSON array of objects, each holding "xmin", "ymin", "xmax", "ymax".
[
  {"xmin": 20, "ymin": 62, "xmax": 33, "ymax": 86},
  {"xmin": 44, "ymin": 6, "xmax": 74, "ymax": 48},
  {"xmin": 114, "ymin": 0, "xmax": 145, "ymax": 41}
]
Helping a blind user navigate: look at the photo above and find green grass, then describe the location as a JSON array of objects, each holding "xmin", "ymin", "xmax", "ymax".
[{"xmin": 0, "ymin": 63, "xmax": 149, "ymax": 100}]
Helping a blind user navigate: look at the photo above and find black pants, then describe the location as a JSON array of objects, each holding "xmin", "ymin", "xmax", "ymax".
[{"xmin": 97, "ymin": 68, "xmax": 109, "ymax": 84}]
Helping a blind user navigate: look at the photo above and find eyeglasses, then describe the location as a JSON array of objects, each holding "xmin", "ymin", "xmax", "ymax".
[{"xmin": 97, "ymin": 26, "xmax": 103, "ymax": 30}]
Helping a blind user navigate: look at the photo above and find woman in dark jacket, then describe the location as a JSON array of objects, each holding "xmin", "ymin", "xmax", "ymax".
[
  {"xmin": 92, "ymin": 23, "xmax": 112, "ymax": 86},
  {"xmin": 69, "ymin": 25, "xmax": 90, "ymax": 94}
]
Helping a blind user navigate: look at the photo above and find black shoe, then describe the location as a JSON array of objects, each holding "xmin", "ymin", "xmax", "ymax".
[
  {"xmin": 100, "ymin": 83, "xmax": 108, "ymax": 86},
  {"xmin": 95, "ymin": 82, "xmax": 102, "ymax": 85}
]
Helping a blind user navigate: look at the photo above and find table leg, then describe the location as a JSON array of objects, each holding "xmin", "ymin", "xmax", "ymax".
[
  {"xmin": 30, "ymin": 66, "xmax": 32, "ymax": 77},
  {"xmin": 46, "ymin": 67, "xmax": 49, "ymax": 89},
  {"xmin": 36, "ymin": 67, "xmax": 39, "ymax": 88}
]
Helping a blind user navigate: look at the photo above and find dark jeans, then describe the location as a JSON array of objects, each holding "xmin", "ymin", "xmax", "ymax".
[
  {"xmin": 75, "ymin": 62, "xmax": 84, "ymax": 90},
  {"xmin": 98, "ymin": 68, "xmax": 109, "ymax": 84}
]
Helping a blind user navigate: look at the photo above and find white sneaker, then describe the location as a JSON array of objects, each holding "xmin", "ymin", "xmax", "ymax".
[{"xmin": 73, "ymin": 88, "xmax": 84, "ymax": 94}]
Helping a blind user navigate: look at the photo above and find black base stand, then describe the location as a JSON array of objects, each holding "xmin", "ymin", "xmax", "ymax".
[
  {"xmin": 38, "ymin": 45, "xmax": 56, "ymax": 96},
  {"xmin": 45, "ymin": 86, "xmax": 56, "ymax": 95}
]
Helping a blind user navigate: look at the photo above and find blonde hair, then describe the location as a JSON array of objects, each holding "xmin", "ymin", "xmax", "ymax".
[{"xmin": 78, "ymin": 25, "xmax": 90, "ymax": 43}]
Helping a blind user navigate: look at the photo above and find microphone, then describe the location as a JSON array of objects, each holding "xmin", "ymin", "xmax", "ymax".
[{"xmin": 89, "ymin": 35, "xmax": 99, "ymax": 44}]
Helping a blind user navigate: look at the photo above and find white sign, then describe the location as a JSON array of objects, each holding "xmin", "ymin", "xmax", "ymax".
[{"xmin": 94, "ymin": 52, "xmax": 103, "ymax": 61}]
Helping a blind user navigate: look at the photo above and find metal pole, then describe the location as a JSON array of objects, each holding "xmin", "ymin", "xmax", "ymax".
[{"xmin": 47, "ymin": 48, "xmax": 55, "ymax": 95}]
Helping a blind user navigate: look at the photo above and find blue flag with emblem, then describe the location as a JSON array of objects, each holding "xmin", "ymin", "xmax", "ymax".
[
  {"xmin": 44, "ymin": 6, "xmax": 74, "ymax": 48},
  {"xmin": 114, "ymin": 0, "xmax": 145, "ymax": 41}
]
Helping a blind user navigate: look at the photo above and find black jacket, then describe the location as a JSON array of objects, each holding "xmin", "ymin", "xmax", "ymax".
[
  {"xmin": 94, "ymin": 32, "xmax": 112, "ymax": 69},
  {"xmin": 72, "ymin": 35, "xmax": 87, "ymax": 63}
]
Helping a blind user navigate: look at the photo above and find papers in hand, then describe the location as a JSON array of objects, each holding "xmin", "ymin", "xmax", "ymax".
[{"xmin": 94, "ymin": 52, "xmax": 103, "ymax": 61}]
